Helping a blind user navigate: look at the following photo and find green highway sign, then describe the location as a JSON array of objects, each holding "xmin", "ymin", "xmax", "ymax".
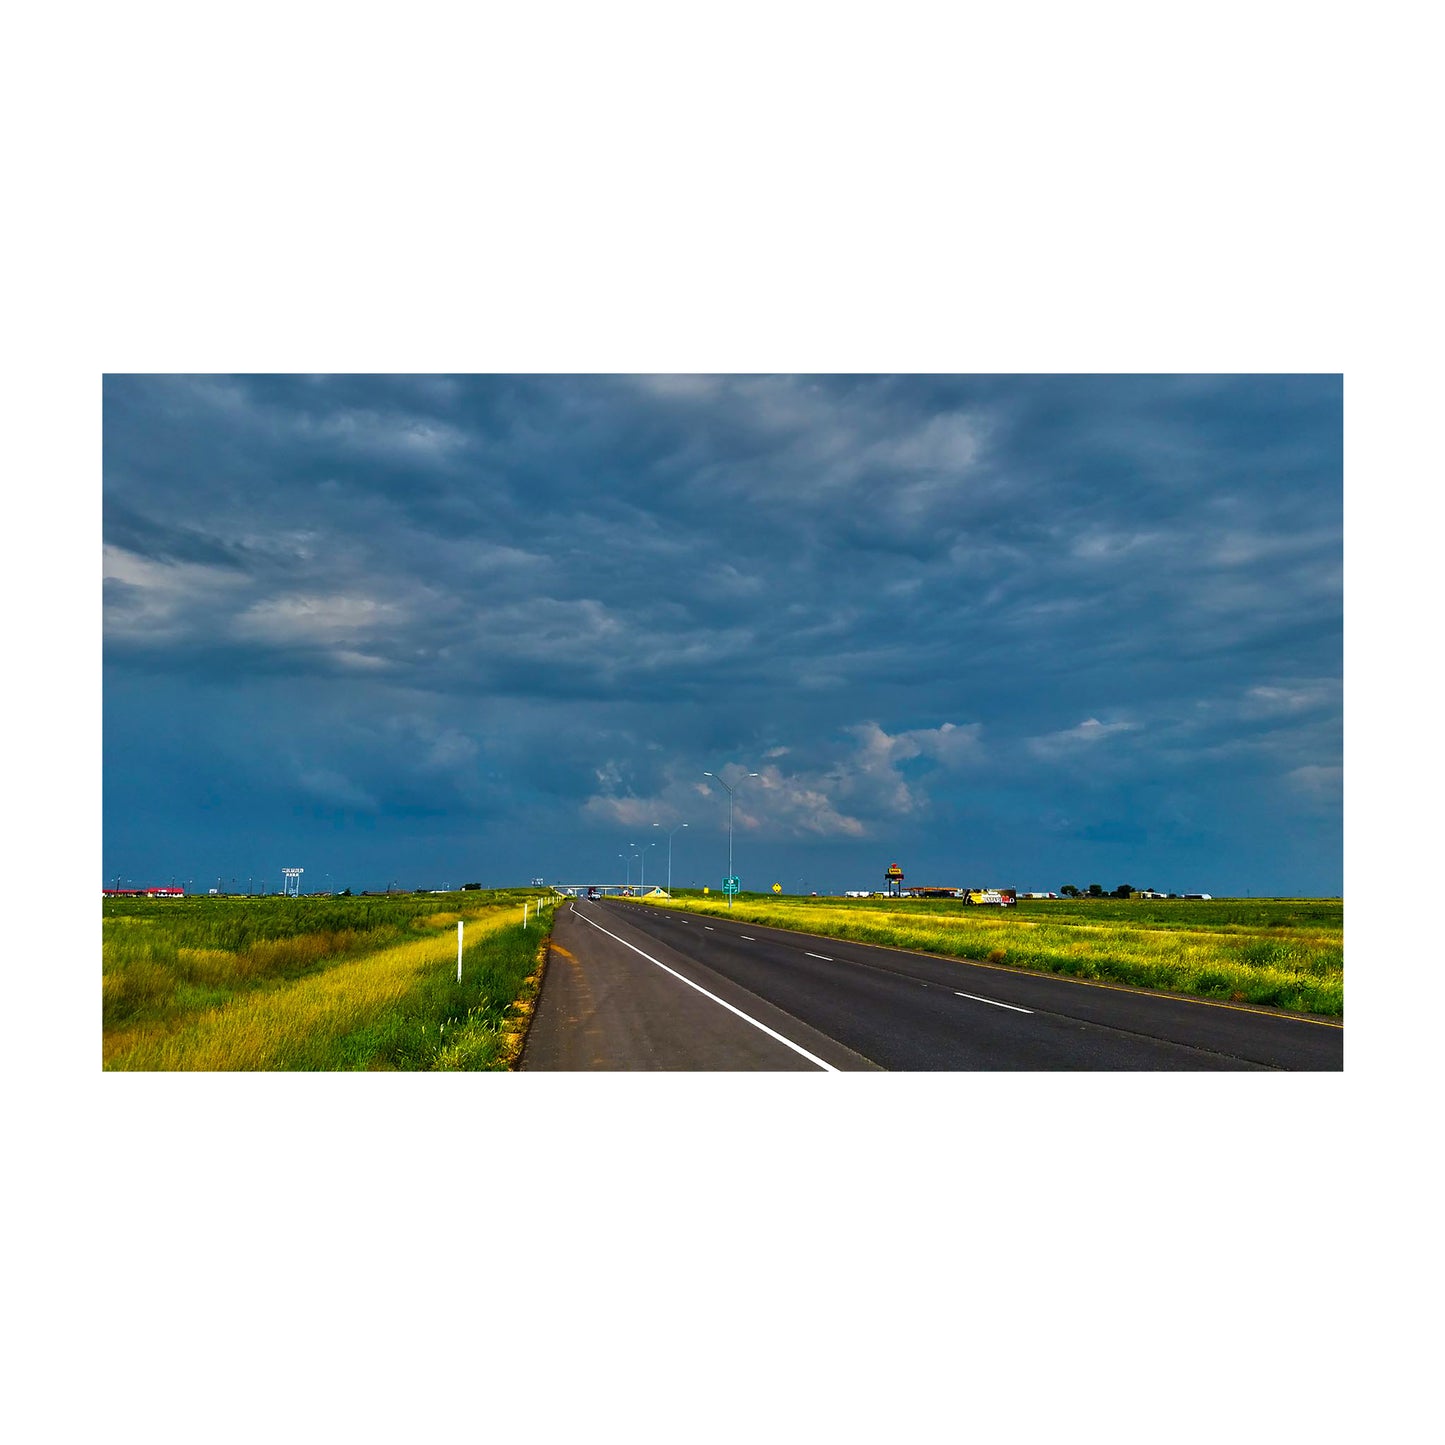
[{"xmin": 722, "ymin": 876, "xmax": 740, "ymax": 895}]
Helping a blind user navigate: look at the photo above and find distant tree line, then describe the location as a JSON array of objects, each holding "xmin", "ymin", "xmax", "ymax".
[{"xmin": 1059, "ymin": 883, "xmax": 1162, "ymax": 899}]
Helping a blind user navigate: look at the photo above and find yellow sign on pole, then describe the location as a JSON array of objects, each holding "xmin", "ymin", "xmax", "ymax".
[
  {"xmin": 772, "ymin": 883, "xmax": 782, "ymax": 893},
  {"xmin": 703, "ymin": 886, "xmax": 709, "ymax": 894}
]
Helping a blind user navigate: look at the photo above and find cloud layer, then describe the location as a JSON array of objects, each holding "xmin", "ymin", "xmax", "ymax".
[{"xmin": 103, "ymin": 374, "xmax": 1342, "ymax": 895}]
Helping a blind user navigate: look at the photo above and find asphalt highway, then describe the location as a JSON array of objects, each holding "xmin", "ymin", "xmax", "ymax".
[{"xmin": 519, "ymin": 899, "xmax": 1344, "ymax": 1072}]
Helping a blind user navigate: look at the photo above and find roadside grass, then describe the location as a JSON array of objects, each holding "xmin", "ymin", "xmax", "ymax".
[
  {"xmin": 102, "ymin": 888, "xmax": 545, "ymax": 1028},
  {"xmin": 102, "ymin": 925, "xmax": 402, "ymax": 1028},
  {"xmin": 103, "ymin": 891, "xmax": 558, "ymax": 1070},
  {"xmin": 635, "ymin": 894, "xmax": 1343, "ymax": 1016},
  {"xmin": 103, "ymin": 888, "xmax": 536, "ymax": 953}
]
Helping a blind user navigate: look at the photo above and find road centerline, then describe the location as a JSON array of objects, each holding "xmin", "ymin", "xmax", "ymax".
[
  {"xmin": 956, "ymin": 991, "xmax": 1034, "ymax": 1014},
  {"xmin": 605, "ymin": 902, "xmax": 1341, "ymax": 1070}
]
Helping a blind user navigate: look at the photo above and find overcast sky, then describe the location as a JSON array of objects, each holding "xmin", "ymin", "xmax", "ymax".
[{"xmin": 102, "ymin": 373, "xmax": 1341, "ymax": 896}]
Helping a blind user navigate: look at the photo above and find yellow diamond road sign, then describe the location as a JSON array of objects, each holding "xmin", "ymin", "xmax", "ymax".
[{"xmin": 772, "ymin": 883, "xmax": 782, "ymax": 893}]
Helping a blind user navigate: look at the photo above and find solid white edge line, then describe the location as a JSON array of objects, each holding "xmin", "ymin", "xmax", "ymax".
[
  {"xmin": 955, "ymin": 991, "xmax": 1033, "ymax": 1014},
  {"xmin": 572, "ymin": 910, "xmax": 839, "ymax": 1071}
]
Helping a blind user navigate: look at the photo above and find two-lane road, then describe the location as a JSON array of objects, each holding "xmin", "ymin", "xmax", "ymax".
[{"xmin": 520, "ymin": 900, "xmax": 1343, "ymax": 1071}]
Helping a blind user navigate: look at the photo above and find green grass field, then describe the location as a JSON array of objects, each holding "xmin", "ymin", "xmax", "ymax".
[
  {"xmin": 103, "ymin": 889, "xmax": 559, "ymax": 1070},
  {"xmin": 641, "ymin": 892, "xmax": 1343, "ymax": 1016}
]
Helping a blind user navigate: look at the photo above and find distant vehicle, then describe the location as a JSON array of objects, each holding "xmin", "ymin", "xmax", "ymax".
[
  {"xmin": 1182, "ymin": 892, "xmax": 1213, "ymax": 900},
  {"xmin": 586, "ymin": 887, "xmax": 601, "ymax": 900},
  {"xmin": 843, "ymin": 891, "xmax": 871, "ymax": 898}
]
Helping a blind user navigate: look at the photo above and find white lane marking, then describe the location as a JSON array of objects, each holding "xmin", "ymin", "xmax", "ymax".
[
  {"xmin": 705, "ymin": 926, "xmax": 715, "ymax": 930},
  {"xmin": 740, "ymin": 936, "xmax": 755, "ymax": 941},
  {"xmin": 955, "ymin": 991, "xmax": 1033, "ymax": 1014},
  {"xmin": 571, "ymin": 910, "xmax": 839, "ymax": 1072},
  {"xmin": 805, "ymin": 952, "xmax": 833, "ymax": 961}
]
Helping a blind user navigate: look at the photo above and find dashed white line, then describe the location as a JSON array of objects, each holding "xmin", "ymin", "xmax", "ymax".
[
  {"xmin": 740, "ymin": 936, "xmax": 755, "ymax": 941},
  {"xmin": 805, "ymin": 952, "xmax": 833, "ymax": 961},
  {"xmin": 955, "ymin": 991, "xmax": 1033, "ymax": 1014}
]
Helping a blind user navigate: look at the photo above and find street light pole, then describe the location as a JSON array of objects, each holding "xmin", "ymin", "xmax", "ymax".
[
  {"xmin": 702, "ymin": 770, "xmax": 758, "ymax": 911},
  {"xmin": 655, "ymin": 822, "xmax": 688, "ymax": 895}
]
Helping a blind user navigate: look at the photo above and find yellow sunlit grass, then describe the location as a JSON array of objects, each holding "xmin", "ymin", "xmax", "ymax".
[{"xmin": 106, "ymin": 908, "xmax": 517, "ymax": 1071}]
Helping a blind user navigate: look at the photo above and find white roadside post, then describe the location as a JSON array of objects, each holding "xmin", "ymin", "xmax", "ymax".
[
  {"xmin": 523, "ymin": 902, "xmax": 528, "ymax": 930},
  {"xmin": 457, "ymin": 920, "xmax": 464, "ymax": 982}
]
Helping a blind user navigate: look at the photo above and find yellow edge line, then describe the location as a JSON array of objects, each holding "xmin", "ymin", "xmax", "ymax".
[{"xmin": 631, "ymin": 901, "xmax": 1345, "ymax": 1030}]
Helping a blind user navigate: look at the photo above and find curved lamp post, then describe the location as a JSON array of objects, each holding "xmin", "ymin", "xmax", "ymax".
[
  {"xmin": 655, "ymin": 822, "xmax": 688, "ymax": 895},
  {"xmin": 702, "ymin": 770, "xmax": 758, "ymax": 911},
  {"xmin": 639, "ymin": 840, "xmax": 658, "ymax": 891}
]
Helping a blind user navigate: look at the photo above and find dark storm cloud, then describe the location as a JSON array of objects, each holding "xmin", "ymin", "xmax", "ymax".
[{"xmin": 103, "ymin": 374, "xmax": 1341, "ymax": 894}]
